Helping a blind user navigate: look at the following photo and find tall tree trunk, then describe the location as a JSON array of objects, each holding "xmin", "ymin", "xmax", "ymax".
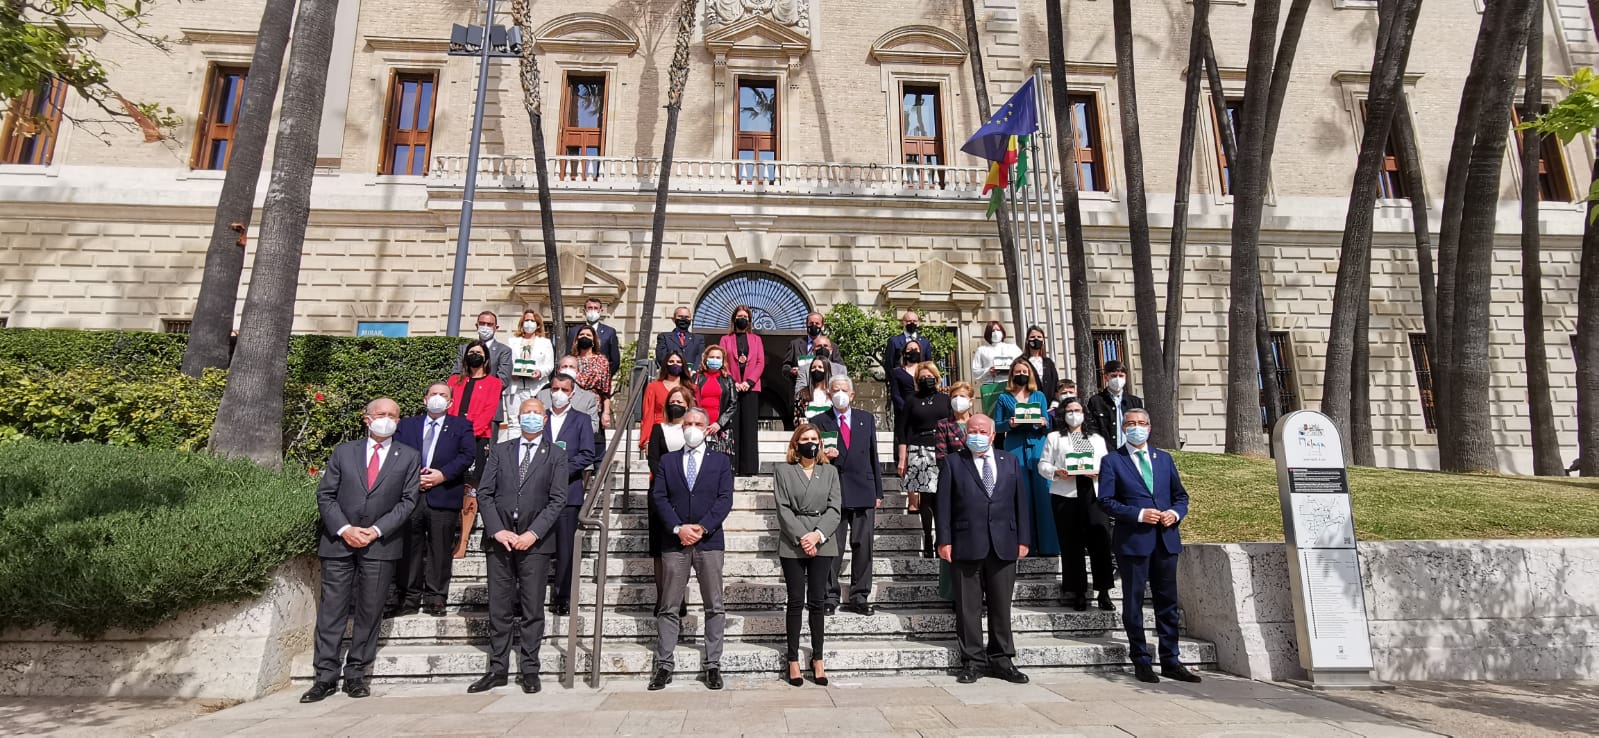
[
  {"xmin": 209, "ymin": 0, "xmax": 340, "ymax": 466},
  {"xmin": 1446, "ymin": 0, "xmax": 1538, "ymax": 473},
  {"xmin": 1393, "ymin": 94, "xmax": 1437, "ymax": 352},
  {"xmin": 180, "ymin": 0, "xmax": 295, "ymax": 377},
  {"xmin": 636, "ymin": 0, "xmax": 698, "ymax": 371},
  {"xmin": 510, "ymin": 0, "xmax": 566, "ymax": 352},
  {"xmin": 1110, "ymin": 0, "xmax": 1173, "ymax": 446},
  {"xmin": 1164, "ymin": 0, "xmax": 1213, "ymax": 429},
  {"xmin": 962, "ymin": 0, "xmax": 1026, "ymax": 338},
  {"xmin": 1519, "ymin": 3, "xmax": 1561, "ymax": 476},
  {"xmin": 1351, "ymin": 273, "xmax": 1374, "ymax": 465},
  {"xmin": 1044, "ymin": 0, "xmax": 1097, "ymax": 389},
  {"xmin": 1579, "ymin": 0, "xmax": 1599, "ymax": 476}
]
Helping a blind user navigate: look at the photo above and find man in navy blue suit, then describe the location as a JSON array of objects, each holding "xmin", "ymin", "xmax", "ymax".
[
  {"xmin": 544, "ymin": 373, "xmax": 596, "ymax": 616},
  {"xmin": 390, "ymin": 382, "xmax": 478, "ymax": 618},
  {"xmin": 568, "ymin": 297, "xmax": 621, "ymax": 376},
  {"xmin": 648, "ymin": 408, "xmax": 734, "ymax": 692},
  {"xmin": 654, "ymin": 305, "xmax": 707, "ymax": 372},
  {"xmin": 935, "ymin": 413, "xmax": 1032, "ymax": 685},
  {"xmin": 1096, "ymin": 408, "xmax": 1202, "ymax": 684},
  {"xmin": 810, "ymin": 376, "xmax": 884, "ymax": 616},
  {"xmin": 884, "ymin": 309, "xmax": 934, "ymax": 375}
]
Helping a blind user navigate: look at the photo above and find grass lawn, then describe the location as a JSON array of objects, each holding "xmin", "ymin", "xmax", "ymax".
[{"xmin": 1172, "ymin": 450, "xmax": 1599, "ymax": 543}]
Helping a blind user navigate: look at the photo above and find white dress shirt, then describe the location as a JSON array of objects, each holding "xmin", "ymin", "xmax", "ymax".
[{"xmin": 548, "ymin": 409, "xmax": 568, "ymax": 444}]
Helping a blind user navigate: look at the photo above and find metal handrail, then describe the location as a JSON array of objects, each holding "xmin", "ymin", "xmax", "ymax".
[{"xmin": 563, "ymin": 360, "xmax": 650, "ymax": 689}]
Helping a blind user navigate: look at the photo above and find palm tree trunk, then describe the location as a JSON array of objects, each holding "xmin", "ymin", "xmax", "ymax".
[
  {"xmin": 1446, "ymin": 0, "xmax": 1538, "ymax": 473},
  {"xmin": 1351, "ymin": 266, "xmax": 1374, "ymax": 466},
  {"xmin": 961, "ymin": 0, "xmax": 1026, "ymax": 338},
  {"xmin": 1109, "ymin": 0, "xmax": 1174, "ymax": 446},
  {"xmin": 1578, "ymin": 158, "xmax": 1599, "ymax": 476},
  {"xmin": 1163, "ymin": 0, "xmax": 1213, "ymax": 427},
  {"xmin": 1044, "ymin": 0, "xmax": 1097, "ymax": 389},
  {"xmin": 180, "ymin": 0, "xmax": 295, "ymax": 377},
  {"xmin": 1392, "ymin": 94, "xmax": 1437, "ymax": 353},
  {"xmin": 510, "ymin": 0, "xmax": 566, "ymax": 351},
  {"xmin": 636, "ymin": 0, "xmax": 698, "ymax": 371},
  {"xmin": 1519, "ymin": 2, "xmax": 1562, "ymax": 476},
  {"xmin": 209, "ymin": 0, "xmax": 341, "ymax": 466}
]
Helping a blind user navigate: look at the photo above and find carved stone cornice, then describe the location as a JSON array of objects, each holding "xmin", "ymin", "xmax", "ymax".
[
  {"xmin": 869, "ymin": 25, "xmax": 967, "ymax": 66},
  {"xmin": 534, "ymin": 13, "xmax": 640, "ymax": 56},
  {"xmin": 363, "ymin": 36, "xmax": 450, "ymax": 54}
]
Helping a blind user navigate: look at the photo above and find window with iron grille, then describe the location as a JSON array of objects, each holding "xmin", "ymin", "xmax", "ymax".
[
  {"xmin": 162, "ymin": 319, "xmax": 192, "ymax": 334},
  {"xmin": 1407, "ymin": 333, "xmax": 1437, "ymax": 432},
  {"xmin": 1260, "ymin": 331, "xmax": 1300, "ymax": 430},
  {"xmin": 1091, "ymin": 330, "xmax": 1128, "ymax": 388}
]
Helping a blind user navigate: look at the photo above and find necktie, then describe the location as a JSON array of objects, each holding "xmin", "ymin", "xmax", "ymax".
[
  {"xmin": 1137, "ymin": 449, "xmax": 1155, "ymax": 491},
  {"xmin": 423, "ymin": 420, "xmax": 438, "ymax": 468},
  {"xmin": 981, "ymin": 454, "xmax": 995, "ymax": 498},
  {"xmin": 367, "ymin": 443, "xmax": 383, "ymax": 488},
  {"xmin": 678, "ymin": 331, "xmax": 685, "ymax": 347},
  {"xmin": 686, "ymin": 449, "xmax": 699, "ymax": 489},
  {"xmin": 839, "ymin": 414, "xmax": 851, "ymax": 449},
  {"xmin": 519, "ymin": 442, "xmax": 535, "ymax": 484}
]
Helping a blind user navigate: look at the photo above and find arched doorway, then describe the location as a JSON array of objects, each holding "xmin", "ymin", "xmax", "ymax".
[{"xmin": 693, "ymin": 270, "xmax": 812, "ymax": 428}]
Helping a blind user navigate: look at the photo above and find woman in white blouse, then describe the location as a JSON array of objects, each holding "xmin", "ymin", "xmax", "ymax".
[
  {"xmin": 1038, "ymin": 396, "xmax": 1115, "ymax": 612},
  {"xmin": 503, "ymin": 308, "xmax": 555, "ymax": 433},
  {"xmin": 970, "ymin": 320, "xmax": 1022, "ymax": 389}
]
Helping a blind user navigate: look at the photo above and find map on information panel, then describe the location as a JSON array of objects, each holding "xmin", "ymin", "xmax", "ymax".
[{"xmin": 1290, "ymin": 493, "xmax": 1356, "ymax": 549}]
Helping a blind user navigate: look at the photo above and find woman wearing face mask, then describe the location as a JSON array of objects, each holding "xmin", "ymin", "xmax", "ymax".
[
  {"xmin": 970, "ymin": 320, "xmax": 1022, "ymax": 405},
  {"xmin": 504, "ymin": 309, "xmax": 556, "ymax": 432},
  {"xmin": 772, "ymin": 424, "xmax": 841, "ymax": 687},
  {"xmin": 1022, "ymin": 325, "xmax": 1060, "ymax": 402},
  {"xmin": 887, "ymin": 343, "xmax": 922, "ymax": 446},
  {"xmin": 694, "ymin": 345, "xmax": 740, "ymax": 460},
  {"xmin": 718, "ymin": 305, "xmax": 765, "ymax": 476},
  {"xmin": 793, "ymin": 356, "xmax": 832, "ymax": 427},
  {"xmin": 897, "ymin": 363, "xmax": 950, "ymax": 556},
  {"xmin": 993, "ymin": 357, "xmax": 1060, "ymax": 557},
  {"xmin": 646, "ymin": 386, "xmax": 698, "ymax": 620},
  {"xmin": 1039, "ymin": 397, "xmax": 1114, "ymax": 611},
  {"xmin": 572, "ymin": 324, "xmax": 614, "ymax": 439},
  {"xmin": 448, "ymin": 340, "xmax": 504, "ymax": 486},
  {"xmin": 639, "ymin": 350, "xmax": 699, "ymax": 451}
]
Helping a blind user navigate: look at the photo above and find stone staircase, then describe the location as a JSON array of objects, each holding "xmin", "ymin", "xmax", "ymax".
[{"xmin": 293, "ymin": 431, "xmax": 1215, "ymax": 683}]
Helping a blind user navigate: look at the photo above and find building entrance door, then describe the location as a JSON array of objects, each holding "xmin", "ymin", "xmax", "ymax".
[{"xmin": 693, "ymin": 270, "xmax": 812, "ymax": 428}]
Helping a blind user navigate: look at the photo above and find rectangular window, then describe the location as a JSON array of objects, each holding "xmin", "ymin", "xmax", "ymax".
[
  {"xmin": 1259, "ymin": 331, "xmax": 1300, "ymax": 431},
  {"xmin": 1407, "ymin": 333, "xmax": 1438, "ymax": 432},
  {"xmin": 1067, "ymin": 93, "xmax": 1109, "ymax": 192},
  {"xmin": 1360, "ymin": 101, "xmax": 1411, "ymax": 200},
  {"xmin": 735, "ymin": 78, "xmax": 778, "ymax": 183},
  {"xmin": 380, "ymin": 72, "xmax": 437, "ymax": 176},
  {"xmin": 192, "ymin": 64, "xmax": 250, "ymax": 170},
  {"xmin": 1, "ymin": 76, "xmax": 68, "ymax": 166},
  {"xmin": 558, "ymin": 73, "xmax": 606, "ymax": 180},
  {"xmin": 1211, "ymin": 97, "xmax": 1243, "ymax": 196},
  {"xmin": 1091, "ymin": 329, "xmax": 1129, "ymax": 387},
  {"xmin": 901, "ymin": 83, "xmax": 945, "ymax": 189},
  {"xmin": 1513, "ymin": 105, "xmax": 1574, "ymax": 202},
  {"xmin": 162, "ymin": 319, "xmax": 193, "ymax": 334}
]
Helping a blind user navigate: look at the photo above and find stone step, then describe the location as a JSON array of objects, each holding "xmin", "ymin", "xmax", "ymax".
[
  {"xmin": 440, "ymin": 578, "xmax": 1083, "ymax": 609},
  {"xmin": 596, "ymin": 474, "xmax": 909, "ymax": 495},
  {"xmin": 293, "ymin": 634, "xmax": 1215, "ymax": 680},
  {"xmin": 465, "ymin": 531, "xmax": 934, "ymax": 555},
  {"xmin": 448, "ymin": 554, "xmax": 1070, "ymax": 580}
]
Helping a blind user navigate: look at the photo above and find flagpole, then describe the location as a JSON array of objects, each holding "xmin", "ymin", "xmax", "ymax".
[
  {"xmin": 1026, "ymin": 125, "xmax": 1055, "ymax": 351},
  {"xmin": 1035, "ymin": 67, "xmax": 1072, "ymax": 364},
  {"xmin": 1009, "ymin": 179, "xmax": 1033, "ymax": 333},
  {"xmin": 1014, "ymin": 156, "xmax": 1038, "ymax": 333}
]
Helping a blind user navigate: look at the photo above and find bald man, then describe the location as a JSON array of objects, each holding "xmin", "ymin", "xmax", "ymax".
[{"xmin": 303, "ymin": 398, "xmax": 421, "ymax": 703}]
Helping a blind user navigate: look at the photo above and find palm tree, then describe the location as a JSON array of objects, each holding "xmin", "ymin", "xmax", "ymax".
[
  {"xmin": 1162, "ymin": 0, "xmax": 1214, "ymax": 432},
  {"xmin": 961, "ymin": 0, "xmax": 1025, "ymax": 337},
  {"xmin": 1044, "ymin": 0, "xmax": 1096, "ymax": 392},
  {"xmin": 179, "ymin": 0, "xmax": 295, "ymax": 377},
  {"xmin": 510, "ymin": 0, "xmax": 567, "ymax": 351},
  {"xmin": 1392, "ymin": 94, "xmax": 1436, "ymax": 353},
  {"xmin": 209, "ymin": 0, "xmax": 342, "ymax": 465},
  {"xmin": 1517, "ymin": 2, "xmax": 1561, "ymax": 476}
]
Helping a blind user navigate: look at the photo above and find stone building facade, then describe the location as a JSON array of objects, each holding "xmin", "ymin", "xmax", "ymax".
[{"xmin": 0, "ymin": 0, "xmax": 1594, "ymax": 474}]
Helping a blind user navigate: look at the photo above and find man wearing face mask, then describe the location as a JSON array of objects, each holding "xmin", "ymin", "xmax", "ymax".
[
  {"xmin": 790, "ymin": 335, "xmax": 849, "ymax": 401},
  {"xmin": 654, "ymin": 306, "xmax": 706, "ymax": 372},
  {"xmin": 536, "ymin": 357, "xmax": 601, "ymax": 434},
  {"xmin": 885, "ymin": 309, "xmax": 934, "ymax": 376},
  {"xmin": 779, "ymin": 312, "xmax": 828, "ymax": 431},
  {"xmin": 454, "ymin": 311, "xmax": 514, "ymax": 422},
  {"xmin": 545, "ymin": 375, "xmax": 596, "ymax": 617},
  {"xmin": 388, "ymin": 384, "xmax": 478, "ymax": 618},
  {"xmin": 302, "ymin": 398, "xmax": 421, "ymax": 703},
  {"xmin": 810, "ymin": 376, "xmax": 883, "ymax": 616},
  {"xmin": 1096, "ymin": 408, "xmax": 1200, "ymax": 685},
  {"xmin": 470, "ymin": 397, "xmax": 569, "ymax": 695},
  {"xmin": 1084, "ymin": 360, "xmax": 1144, "ymax": 450},
  {"xmin": 567, "ymin": 297, "xmax": 621, "ymax": 377}
]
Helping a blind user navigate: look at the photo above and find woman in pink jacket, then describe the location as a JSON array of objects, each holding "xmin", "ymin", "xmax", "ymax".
[{"xmin": 719, "ymin": 304, "xmax": 765, "ymax": 476}]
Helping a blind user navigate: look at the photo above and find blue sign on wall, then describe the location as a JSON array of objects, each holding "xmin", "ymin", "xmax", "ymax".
[{"xmin": 357, "ymin": 321, "xmax": 410, "ymax": 338}]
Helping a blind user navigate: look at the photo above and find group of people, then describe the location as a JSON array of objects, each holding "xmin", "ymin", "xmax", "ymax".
[{"xmin": 298, "ymin": 301, "xmax": 1202, "ymax": 702}]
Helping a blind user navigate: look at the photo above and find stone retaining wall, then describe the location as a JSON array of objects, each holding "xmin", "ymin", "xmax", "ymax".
[{"xmin": 1179, "ymin": 539, "xmax": 1599, "ymax": 682}]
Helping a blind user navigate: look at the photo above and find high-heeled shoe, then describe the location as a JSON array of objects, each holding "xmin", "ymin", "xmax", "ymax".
[
  {"xmin": 784, "ymin": 660, "xmax": 804, "ymax": 687},
  {"xmin": 1097, "ymin": 589, "xmax": 1115, "ymax": 611},
  {"xmin": 811, "ymin": 659, "xmax": 829, "ymax": 687}
]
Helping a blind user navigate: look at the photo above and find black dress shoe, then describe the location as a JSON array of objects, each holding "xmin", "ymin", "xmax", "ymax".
[
  {"xmin": 991, "ymin": 664, "xmax": 1030, "ymax": 684},
  {"xmin": 1134, "ymin": 664, "xmax": 1161, "ymax": 683},
  {"xmin": 705, "ymin": 668, "xmax": 724, "ymax": 690},
  {"xmin": 554, "ymin": 602, "xmax": 570, "ymax": 616},
  {"xmin": 824, "ymin": 604, "xmax": 837, "ymax": 616},
  {"xmin": 1161, "ymin": 664, "xmax": 1203, "ymax": 683},
  {"xmin": 647, "ymin": 668, "xmax": 673, "ymax": 691},
  {"xmin": 1062, "ymin": 591, "xmax": 1085, "ymax": 611},
  {"xmin": 1097, "ymin": 590, "xmax": 1115, "ymax": 611},
  {"xmin": 955, "ymin": 665, "xmax": 982, "ymax": 684},
  {"xmin": 841, "ymin": 603, "xmax": 875, "ymax": 616},
  {"xmin": 299, "ymin": 681, "xmax": 337, "ymax": 703},
  {"xmin": 342, "ymin": 679, "xmax": 371, "ymax": 698},
  {"xmin": 467, "ymin": 673, "xmax": 508, "ymax": 693},
  {"xmin": 423, "ymin": 603, "xmax": 447, "ymax": 617},
  {"xmin": 519, "ymin": 674, "xmax": 542, "ymax": 693}
]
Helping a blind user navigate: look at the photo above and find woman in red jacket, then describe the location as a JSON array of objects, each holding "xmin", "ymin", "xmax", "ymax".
[
  {"xmin": 448, "ymin": 340, "xmax": 504, "ymax": 485},
  {"xmin": 719, "ymin": 304, "xmax": 764, "ymax": 476},
  {"xmin": 638, "ymin": 349, "xmax": 698, "ymax": 450}
]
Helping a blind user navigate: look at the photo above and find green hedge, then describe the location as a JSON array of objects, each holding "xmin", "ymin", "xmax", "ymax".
[
  {"xmin": 0, "ymin": 364, "xmax": 225, "ymax": 451},
  {"xmin": 0, "ymin": 440, "xmax": 317, "ymax": 637}
]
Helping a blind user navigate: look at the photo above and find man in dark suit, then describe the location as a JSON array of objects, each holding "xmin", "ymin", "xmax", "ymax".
[
  {"xmin": 654, "ymin": 305, "xmax": 706, "ymax": 371},
  {"xmin": 1084, "ymin": 360, "xmax": 1143, "ymax": 450},
  {"xmin": 467, "ymin": 397, "xmax": 569, "ymax": 695},
  {"xmin": 389, "ymin": 382, "xmax": 478, "ymax": 617},
  {"xmin": 779, "ymin": 312, "xmax": 827, "ymax": 430},
  {"xmin": 301, "ymin": 398, "xmax": 421, "ymax": 703},
  {"xmin": 545, "ymin": 375, "xmax": 596, "ymax": 617},
  {"xmin": 935, "ymin": 413, "xmax": 1032, "ymax": 685},
  {"xmin": 454, "ymin": 311, "xmax": 515, "ymax": 425},
  {"xmin": 885, "ymin": 309, "xmax": 934, "ymax": 374},
  {"xmin": 810, "ymin": 376, "xmax": 883, "ymax": 616},
  {"xmin": 1097, "ymin": 407, "xmax": 1201, "ymax": 685},
  {"xmin": 568, "ymin": 297, "xmax": 621, "ymax": 377},
  {"xmin": 648, "ymin": 408, "xmax": 734, "ymax": 692}
]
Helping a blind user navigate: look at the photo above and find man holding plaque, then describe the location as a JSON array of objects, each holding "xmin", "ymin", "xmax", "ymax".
[
  {"xmin": 1096, "ymin": 408, "xmax": 1201, "ymax": 684},
  {"xmin": 811, "ymin": 376, "xmax": 883, "ymax": 616}
]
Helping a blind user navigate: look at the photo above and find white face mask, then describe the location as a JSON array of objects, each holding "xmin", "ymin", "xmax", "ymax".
[
  {"xmin": 1064, "ymin": 411, "xmax": 1085, "ymax": 429},
  {"xmin": 831, "ymin": 390, "xmax": 851, "ymax": 410},
  {"xmin": 990, "ymin": 331, "xmax": 1004, "ymax": 345},
  {"xmin": 425, "ymin": 395, "xmax": 450, "ymax": 414},
  {"xmin": 1107, "ymin": 377, "xmax": 1126, "ymax": 393},
  {"xmin": 551, "ymin": 390, "xmax": 571, "ymax": 409},
  {"xmin": 522, "ymin": 321, "xmax": 537, "ymax": 334},
  {"xmin": 951, "ymin": 396, "xmax": 972, "ymax": 414},
  {"xmin": 683, "ymin": 426, "xmax": 706, "ymax": 449},
  {"xmin": 585, "ymin": 310, "xmax": 601, "ymax": 324},
  {"xmin": 368, "ymin": 417, "xmax": 397, "ymax": 438}
]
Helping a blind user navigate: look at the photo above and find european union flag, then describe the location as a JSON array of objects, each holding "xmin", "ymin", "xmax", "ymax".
[{"xmin": 960, "ymin": 77, "xmax": 1039, "ymax": 162}]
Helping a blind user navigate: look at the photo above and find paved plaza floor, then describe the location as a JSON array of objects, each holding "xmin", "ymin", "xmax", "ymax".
[{"xmin": 3, "ymin": 671, "xmax": 1595, "ymax": 737}]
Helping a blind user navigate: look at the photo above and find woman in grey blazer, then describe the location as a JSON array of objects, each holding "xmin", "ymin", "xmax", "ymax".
[{"xmin": 773, "ymin": 423, "xmax": 842, "ymax": 687}]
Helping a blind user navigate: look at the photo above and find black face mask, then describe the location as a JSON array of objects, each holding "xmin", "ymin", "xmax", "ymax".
[
  {"xmin": 1028, "ymin": 339, "xmax": 1043, "ymax": 349},
  {"xmin": 904, "ymin": 353, "xmax": 921, "ymax": 366},
  {"xmin": 577, "ymin": 337, "xmax": 594, "ymax": 351},
  {"xmin": 667, "ymin": 364, "xmax": 683, "ymax": 376},
  {"xmin": 1012, "ymin": 373, "xmax": 1030, "ymax": 387},
  {"xmin": 905, "ymin": 322, "xmax": 918, "ymax": 334},
  {"xmin": 465, "ymin": 353, "xmax": 486, "ymax": 368},
  {"xmin": 917, "ymin": 376, "xmax": 937, "ymax": 393},
  {"xmin": 797, "ymin": 442, "xmax": 820, "ymax": 459},
  {"xmin": 810, "ymin": 369, "xmax": 827, "ymax": 383},
  {"xmin": 734, "ymin": 317, "xmax": 750, "ymax": 330},
  {"xmin": 807, "ymin": 325, "xmax": 822, "ymax": 337},
  {"xmin": 666, "ymin": 404, "xmax": 687, "ymax": 421},
  {"xmin": 674, "ymin": 317, "xmax": 691, "ymax": 331},
  {"xmin": 815, "ymin": 348, "xmax": 831, "ymax": 361}
]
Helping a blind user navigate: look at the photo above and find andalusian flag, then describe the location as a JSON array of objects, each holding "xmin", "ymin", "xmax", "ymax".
[{"xmin": 961, "ymin": 77, "xmax": 1039, "ymax": 218}]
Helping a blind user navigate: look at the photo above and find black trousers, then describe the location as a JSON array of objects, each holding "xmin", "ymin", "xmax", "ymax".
[
  {"xmin": 951, "ymin": 552, "xmax": 1018, "ymax": 668},
  {"xmin": 781, "ymin": 555, "xmax": 832, "ymax": 662},
  {"xmin": 466, "ymin": 436, "xmax": 492, "ymax": 485},
  {"xmin": 733, "ymin": 390, "xmax": 761, "ymax": 476},
  {"xmin": 312, "ymin": 554, "xmax": 395, "ymax": 684},
  {"xmin": 1117, "ymin": 545, "xmax": 1182, "ymax": 667},
  {"xmin": 551, "ymin": 505, "xmax": 580, "ymax": 607},
  {"xmin": 917, "ymin": 492, "xmax": 938, "ymax": 555},
  {"xmin": 826, "ymin": 507, "xmax": 876, "ymax": 606},
  {"xmin": 485, "ymin": 547, "xmax": 552, "ymax": 678},
  {"xmin": 1053, "ymin": 492, "xmax": 1115, "ymax": 594},
  {"xmin": 395, "ymin": 503, "xmax": 461, "ymax": 608}
]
